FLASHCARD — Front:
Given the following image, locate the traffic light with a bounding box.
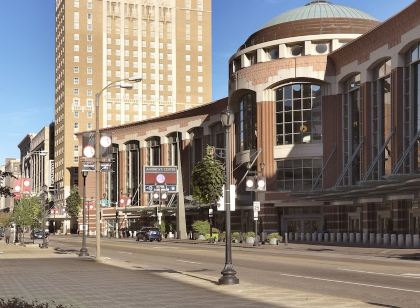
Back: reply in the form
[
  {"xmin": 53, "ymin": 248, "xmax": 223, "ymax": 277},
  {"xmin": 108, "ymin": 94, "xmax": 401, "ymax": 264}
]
[{"xmin": 245, "ymin": 176, "xmax": 266, "ymax": 191}]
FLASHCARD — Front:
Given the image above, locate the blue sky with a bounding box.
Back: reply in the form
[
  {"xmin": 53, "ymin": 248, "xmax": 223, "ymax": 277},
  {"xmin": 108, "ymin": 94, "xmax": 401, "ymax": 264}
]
[{"xmin": 0, "ymin": 0, "xmax": 414, "ymax": 163}]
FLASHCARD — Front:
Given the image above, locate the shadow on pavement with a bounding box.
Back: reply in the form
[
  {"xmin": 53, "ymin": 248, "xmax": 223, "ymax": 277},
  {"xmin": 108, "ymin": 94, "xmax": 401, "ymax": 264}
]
[
  {"xmin": 54, "ymin": 247, "xmax": 80, "ymax": 255},
  {"xmin": 367, "ymin": 302, "xmax": 401, "ymax": 308},
  {"xmin": 307, "ymin": 248, "xmax": 335, "ymax": 252},
  {"xmin": 390, "ymin": 253, "xmax": 420, "ymax": 260},
  {"xmin": 133, "ymin": 266, "xmax": 218, "ymax": 285}
]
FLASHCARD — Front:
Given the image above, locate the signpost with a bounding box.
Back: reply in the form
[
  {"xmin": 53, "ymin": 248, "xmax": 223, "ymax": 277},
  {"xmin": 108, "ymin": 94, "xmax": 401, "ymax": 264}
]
[{"xmin": 253, "ymin": 201, "xmax": 261, "ymax": 247}]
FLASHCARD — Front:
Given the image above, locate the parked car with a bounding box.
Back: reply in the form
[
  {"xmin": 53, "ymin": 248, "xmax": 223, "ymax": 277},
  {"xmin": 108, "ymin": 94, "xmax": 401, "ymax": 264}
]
[
  {"xmin": 136, "ymin": 227, "xmax": 162, "ymax": 242},
  {"xmin": 31, "ymin": 230, "xmax": 47, "ymax": 240},
  {"xmin": 0, "ymin": 229, "xmax": 4, "ymax": 239}
]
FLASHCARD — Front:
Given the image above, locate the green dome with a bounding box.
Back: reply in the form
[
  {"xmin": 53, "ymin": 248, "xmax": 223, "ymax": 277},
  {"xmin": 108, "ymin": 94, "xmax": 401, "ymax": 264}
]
[{"xmin": 263, "ymin": 0, "xmax": 378, "ymax": 29}]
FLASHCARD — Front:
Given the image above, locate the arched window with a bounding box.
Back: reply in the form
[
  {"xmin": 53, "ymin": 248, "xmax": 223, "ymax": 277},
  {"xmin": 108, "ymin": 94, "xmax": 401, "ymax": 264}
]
[
  {"xmin": 146, "ymin": 137, "xmax": 160, "ymax": 166},
  {"xmin": 403, "ymin": 43, "xmax": 420, "ymax": 173},
  {"xmin": 371, "ymin": 60, "xmax": 392, "ymax": 179},
  {"xmin": 343, "ymin": 74, "xmax": 361, "ymax": 185},
  {"xmin": 275, "ymin": 82, "xmax": 321, "ymax": 145},
  {"xmin": 235, "ymin": 93, "xmax": 257, "ymax": 152},
  {"xmin": 125, "ymin": 141, "xmax": 139, "ymax": 205},
  {"xmin": 168, "ymin": 132, "xmax": 182, "ymax": 166},
  {"xmin": 106, "ymin": 144, "xmax": 119, "ymax": 206}
]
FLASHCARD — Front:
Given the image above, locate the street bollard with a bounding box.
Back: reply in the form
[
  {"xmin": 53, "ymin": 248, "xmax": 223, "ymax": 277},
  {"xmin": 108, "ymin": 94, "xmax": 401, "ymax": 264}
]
[
  {"xmin": 376, "ymin": 234, "xmax": 382, "ymax": 246},
  {"xmin": 398, "ymin": 234, "xmax": 404, "ymax": 248},
  {"xmin": 390, "ymin": 234, "xmax": 397, "ymax": 247},
  {"xmin": 355, "ymin": 233, "xmax": 361, "ymax": 244},
  {"xmin": 336, "ymin": 233, "xmax": 342, "ymax": 243},
  {"xmin": 343, "ymin": 233, "xmax": 348, "ymax": 243},
  {"xmin": 413, "ymin": 234, "xmax": 420, "ymax": 248},
  {"xmin": 362, "ymin": 232, "xmax": 368, "ymax": 245},
  {"xmin": 330, "ymin": 232, "xmax": 335, "ymax": 242},
  {"xmin": 324, "ymin": 233, "xmax": 329, "ymax": 242},
  {"xmin": 405, "ymin": 234, "xmax": 412, "ymax": 248},
  {"xmin": 349, "ymin": 233, "xmax": 354, "ymax": 243},
  {"xmin": 369, "ymin": 233, "xmax": 375, "ymax": 246},
  {"xmin": 383, "ymin": 233, "xmax": 389, "ymax": 246}
]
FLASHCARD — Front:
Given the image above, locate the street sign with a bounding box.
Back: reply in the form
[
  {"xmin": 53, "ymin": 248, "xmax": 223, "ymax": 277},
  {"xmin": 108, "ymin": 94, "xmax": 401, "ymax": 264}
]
[
  {"xmin": 82, "ymin": 160, "xmax": 95, "ymax": 172},
  {"xmin": 253, "ymin": 210, "xmax": 259, "ymax": 220},
  {"xmin": 100, "ymin": 162, "xmax": 113, "ymax": 172},
  {"xmin": 143, "ymin": 166, "xmax": 177, "ymax": 192},
  {"xmin": 253, "ymin": 201, "xmax": 261, "ymax": 212},
  {"xmin": 216, "ymin": 185, "xmax": 236, "ymax": 211}
]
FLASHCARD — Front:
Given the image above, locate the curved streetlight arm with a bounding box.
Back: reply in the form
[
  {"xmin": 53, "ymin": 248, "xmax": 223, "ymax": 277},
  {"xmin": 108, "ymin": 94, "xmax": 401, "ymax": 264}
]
[{"xmin": 94, "ymin": 76, "xmax": 142, "ymax": 260}]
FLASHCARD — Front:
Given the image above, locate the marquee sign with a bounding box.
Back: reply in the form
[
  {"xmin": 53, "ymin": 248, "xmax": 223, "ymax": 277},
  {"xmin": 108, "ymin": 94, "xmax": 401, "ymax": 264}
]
[{"xmin": 143, "ymin": 166, "xmax": 177, "ymax": 193}]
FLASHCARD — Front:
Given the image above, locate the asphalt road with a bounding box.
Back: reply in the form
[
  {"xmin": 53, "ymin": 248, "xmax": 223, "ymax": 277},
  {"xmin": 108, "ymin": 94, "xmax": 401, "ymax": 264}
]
[{"xmin": 50, "ymin": 236, "xmax": 420, "ymax": 308}]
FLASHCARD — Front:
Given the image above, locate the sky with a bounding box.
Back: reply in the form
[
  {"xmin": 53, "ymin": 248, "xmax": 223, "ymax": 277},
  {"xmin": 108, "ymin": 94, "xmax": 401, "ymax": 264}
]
[{"xmin": 0, "ymin": 0, "xmax": 414, "ymax": 164}]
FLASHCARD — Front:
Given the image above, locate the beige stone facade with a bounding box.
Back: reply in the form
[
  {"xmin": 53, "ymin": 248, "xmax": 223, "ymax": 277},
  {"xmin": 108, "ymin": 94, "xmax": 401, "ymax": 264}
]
[{"xmin": 54, "ymin": 0, "xmax": 212, "ymax": 207}]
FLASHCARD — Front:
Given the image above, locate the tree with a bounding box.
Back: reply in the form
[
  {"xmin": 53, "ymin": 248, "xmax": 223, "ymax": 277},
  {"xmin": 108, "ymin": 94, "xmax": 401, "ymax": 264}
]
[
  {"xmin": 0, "ymin": 171, "xmax": 16, "ymax": 197},
  {"xmin": 192, "ymin": 146, "xmax": 226, "ymax": 205},
  {"xmin": 65, "ymin": 186, "xmax": 81, "ymax": 220},
  {"xmin": 0, "ymin": 212, "xmax": 12, "ymax": 227},
  {"xmin": 12, "ymin": 195, "xmax": 42, "ymax": 244}
]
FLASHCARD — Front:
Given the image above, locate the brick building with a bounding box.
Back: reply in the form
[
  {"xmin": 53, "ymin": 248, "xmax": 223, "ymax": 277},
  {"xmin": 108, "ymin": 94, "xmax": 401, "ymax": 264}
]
[{"xmin": 80, "ymin": 1, "xmax": 420, "ymax": 246}]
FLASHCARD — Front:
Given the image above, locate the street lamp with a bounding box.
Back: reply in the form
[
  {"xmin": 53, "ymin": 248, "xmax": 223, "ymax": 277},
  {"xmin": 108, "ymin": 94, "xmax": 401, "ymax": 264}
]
[
  {"xmin": 153, "ymin": 188, "xmax": 168, "ymax": 226},
  {"xmin": 218, "ymin": 107, "xmax": 239, "ymax": 285},
  {"xmin": 79, "ymin": 171, "xmax": 89, "ymax": 257},
  {"xmin": 209, "ymin": 207, "xmax": 214, "ymax": 243},
  {"xmin": 94, "ymin": 76, "xmax": 142, "ymax": 260},
  {"xmin": 245, "ymin": 175, "xmax": 266, "ymax": 246},
  {"xmin": 40, "ymin": 185, "xmax": 49, "ymax": 249}
]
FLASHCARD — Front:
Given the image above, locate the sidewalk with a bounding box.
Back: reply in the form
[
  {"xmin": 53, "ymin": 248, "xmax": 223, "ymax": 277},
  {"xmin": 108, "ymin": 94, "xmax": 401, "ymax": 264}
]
[{"xmin": 0, "ymin": 241, "xmax": 375, "ymax": 308}]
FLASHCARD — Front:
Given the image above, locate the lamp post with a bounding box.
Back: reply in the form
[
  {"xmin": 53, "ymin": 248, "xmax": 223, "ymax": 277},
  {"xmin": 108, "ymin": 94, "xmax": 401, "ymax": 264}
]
[
  {"xmin": 153, "ymin": 188, "xmax": 168, "ymax": 226},
  {"xmin": 209, "ymin": 207, "xmax": 214, "ymax": 243},
  {"xmin": 79, "ymin": 171, "xmax": 89, "ymax": 257},
  {"xmin": 94, "ymin": 76, "xmax": 142, "ymax": 260},
  {"xmin": 40, "ymin": 185, "xmax": 49, "ymax": 249},
  {"xmin": 219, "ymin": 108, "xmax": 239, "ymax": 285}
]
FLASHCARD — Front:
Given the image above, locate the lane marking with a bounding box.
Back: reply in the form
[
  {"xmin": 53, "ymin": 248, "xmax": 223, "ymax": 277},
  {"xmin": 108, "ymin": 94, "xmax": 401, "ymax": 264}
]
[
  {"xmin": 402, "ymin": 273, "xmax": 420, "ymax": 277},
  {"xmin": 338, "ymin": 268, "xmax": 420, "ymax": 279},
  {"xmin": 176, "ymin": 259, "xmax": 202, "ymax": 265},
  {"xmin": 118, "ymin": 252, "xmax": 133, "ymax": 255},
  {"xmin": 278, "ymin": 273, "xmax": 420, "ymax": 293}
]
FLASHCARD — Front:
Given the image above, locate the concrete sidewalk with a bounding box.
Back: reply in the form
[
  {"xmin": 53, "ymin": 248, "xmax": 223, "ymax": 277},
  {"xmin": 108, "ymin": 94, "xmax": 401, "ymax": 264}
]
[{"xmin": 0, "ymin": 242, "xmax": 375, "ymax": 308}]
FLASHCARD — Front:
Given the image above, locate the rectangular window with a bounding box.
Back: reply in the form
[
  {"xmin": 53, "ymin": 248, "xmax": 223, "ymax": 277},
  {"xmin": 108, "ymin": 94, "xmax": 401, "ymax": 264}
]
[
  {"xmin": 73, "ymin": 66, "xmax": 79, "ymax": 73},
  {"xmin": 73, "ymin": 77, "xmax": 79, "ymax": 85}
]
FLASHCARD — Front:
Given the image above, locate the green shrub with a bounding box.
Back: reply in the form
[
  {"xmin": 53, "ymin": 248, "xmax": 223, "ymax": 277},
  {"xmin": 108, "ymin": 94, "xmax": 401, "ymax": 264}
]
[
  {"xmin": 218, "ymin": 232, "xmax": 226, "ymax": 241},
  {"xmin": 267, "ymin": 232, "xmax": 282, "ymax": 241},
  {"xmin": 0, "ymin": 297, "xmax": 71, "ymax": 308},
  {"xmin": 245, "ymin": 231, "xmax": 255, "ymax": 238},
  {"xmin": 232, "ymin": 232, "xmax": 241, "ymax": 241},
  {"xmin": 192, "ymin": 220, "xmax": 210, "ymax": 235}
]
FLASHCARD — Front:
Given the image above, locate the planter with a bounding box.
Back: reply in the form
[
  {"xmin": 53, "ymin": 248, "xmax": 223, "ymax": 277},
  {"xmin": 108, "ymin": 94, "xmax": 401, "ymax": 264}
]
[
  {"xmin": 245, "ymin": 237, "xmax": 255, "ymax": 244},
  {"xmin": 269, "ymin": 238, "xmax": 278, "ymax": 245},
  {"xmin": 198, "ymin": 235, "xmax": 206, "ymax": 241},
  {"xmin": 232, "ymin": 239, "xmax": 239, "ymax": 243}
]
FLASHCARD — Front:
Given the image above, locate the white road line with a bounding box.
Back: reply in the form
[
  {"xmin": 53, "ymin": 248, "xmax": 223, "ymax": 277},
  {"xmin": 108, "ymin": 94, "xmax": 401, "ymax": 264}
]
[
  {"xmin": 279, "ymin": 273, "xmax": 420, "ymax": 293},
  {"xmin": 402, "ymin": 273, "xmax": 420, "ymax": 277},
  {"xmin": 176, "ymin": 259, "xmax": 202, "ymax": 265},
  {"xmin": 118, "ymin": 252, "xmax": 133, "ymax": 255},
  {"xmin": 338, "ymin": 268, "xmax": 420, "ymax": 279}
]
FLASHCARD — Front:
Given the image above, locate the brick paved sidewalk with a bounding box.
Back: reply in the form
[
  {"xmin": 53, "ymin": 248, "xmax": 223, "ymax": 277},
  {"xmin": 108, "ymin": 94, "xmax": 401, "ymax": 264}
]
[{"xmin": 0, "ymin": 242, "xmax": 374, "ymax": 308}]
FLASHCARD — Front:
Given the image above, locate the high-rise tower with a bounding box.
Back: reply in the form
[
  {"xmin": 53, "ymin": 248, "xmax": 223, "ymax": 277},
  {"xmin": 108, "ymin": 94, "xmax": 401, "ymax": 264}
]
[{"xmin": 54, "ymin": 0, "xmax": 212, "ymax": 206}]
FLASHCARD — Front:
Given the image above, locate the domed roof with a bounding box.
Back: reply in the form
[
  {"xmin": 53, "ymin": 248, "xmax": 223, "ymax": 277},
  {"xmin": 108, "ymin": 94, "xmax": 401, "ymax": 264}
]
[{"xmin": 263, "ymin": 0, "xmax": 377, "ymax": 29}]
